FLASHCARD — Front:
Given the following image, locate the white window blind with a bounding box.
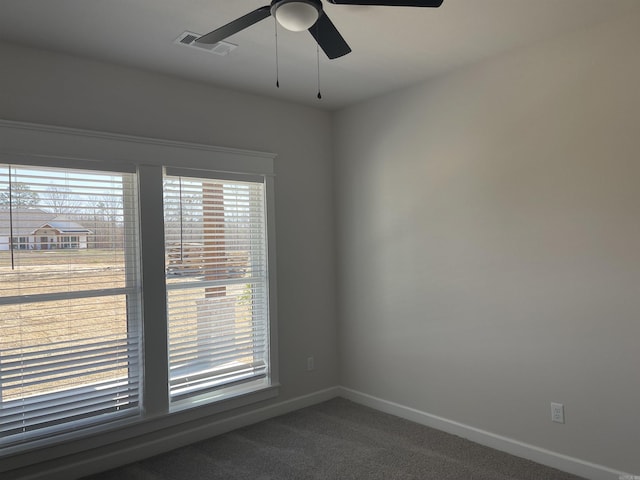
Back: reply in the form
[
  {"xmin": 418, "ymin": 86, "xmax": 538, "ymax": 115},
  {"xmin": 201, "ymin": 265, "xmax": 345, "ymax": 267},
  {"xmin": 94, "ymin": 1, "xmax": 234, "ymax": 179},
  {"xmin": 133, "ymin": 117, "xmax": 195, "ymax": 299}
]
[
  {"xmin": 163, "ymin": 171, "xmax": 269, "ymax": 404},
  {"xmin": 0, "ymin": 164, "xmax": 141, "ymax": 446}
]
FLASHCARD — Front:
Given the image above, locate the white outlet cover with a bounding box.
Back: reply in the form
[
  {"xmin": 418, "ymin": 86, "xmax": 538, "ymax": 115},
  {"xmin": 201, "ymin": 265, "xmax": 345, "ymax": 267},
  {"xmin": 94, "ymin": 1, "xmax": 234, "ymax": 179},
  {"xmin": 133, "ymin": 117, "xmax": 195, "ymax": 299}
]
[{"xmin": 551, "ymin": 402, "xmax": 565, "ymax": 423}]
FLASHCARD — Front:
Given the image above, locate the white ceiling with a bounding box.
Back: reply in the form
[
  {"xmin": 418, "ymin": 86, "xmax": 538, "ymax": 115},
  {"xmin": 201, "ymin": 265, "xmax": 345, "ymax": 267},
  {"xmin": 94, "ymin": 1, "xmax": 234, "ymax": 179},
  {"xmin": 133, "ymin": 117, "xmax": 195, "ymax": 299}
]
[{"xmin": 1, "ymin": 0, "xmax": 638, "ymax": 110}]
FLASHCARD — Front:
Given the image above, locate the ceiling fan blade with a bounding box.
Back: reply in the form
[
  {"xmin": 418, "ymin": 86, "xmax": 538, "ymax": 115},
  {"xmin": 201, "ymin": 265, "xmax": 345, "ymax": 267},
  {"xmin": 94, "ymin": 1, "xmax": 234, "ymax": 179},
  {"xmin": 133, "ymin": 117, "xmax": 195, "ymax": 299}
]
[
  {"xmin": 196, "ymin": 5, "xmax": 272, "ymax": 44},
  {"xmin": 309, "ymin": 12, "xmax": 352, "ymax": 59},
  {"xmin": 326, "ymin": 0, "xmax": 443, "ymax": 6}
]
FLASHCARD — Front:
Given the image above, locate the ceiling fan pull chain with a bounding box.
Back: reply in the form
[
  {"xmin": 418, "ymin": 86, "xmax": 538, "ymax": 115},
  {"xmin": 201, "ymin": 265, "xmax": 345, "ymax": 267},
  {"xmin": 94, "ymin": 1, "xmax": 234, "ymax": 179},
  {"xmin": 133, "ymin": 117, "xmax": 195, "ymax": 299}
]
[
  {"xmin": 316, "ymin": 24, "xmax": 322, "ymax": 99},
  {"xmin": 275, "ymin": 20, "xmax": 280, "ymax": 88}
]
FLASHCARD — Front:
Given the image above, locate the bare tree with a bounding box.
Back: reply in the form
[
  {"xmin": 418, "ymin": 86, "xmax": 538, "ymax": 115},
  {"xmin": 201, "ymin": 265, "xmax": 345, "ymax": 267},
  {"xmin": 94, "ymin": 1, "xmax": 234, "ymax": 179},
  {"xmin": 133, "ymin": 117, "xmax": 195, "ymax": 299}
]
[
  {"xmin": 0, "ymin": 182, "xmax": 39, "ymax": 207},
  {"xmin": 81, "ymin": 195, "xmax": 125, "ymax": 249},
  {"xmin": 43, "ymin": 186, "xmax": 83, "ymax": 214}
]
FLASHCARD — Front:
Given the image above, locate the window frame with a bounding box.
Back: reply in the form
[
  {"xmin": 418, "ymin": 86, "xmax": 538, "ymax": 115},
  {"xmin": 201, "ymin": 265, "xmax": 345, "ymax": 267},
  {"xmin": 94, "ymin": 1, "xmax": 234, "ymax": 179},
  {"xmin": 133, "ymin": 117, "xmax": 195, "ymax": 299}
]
[{"xmin": 0, "ymin": 120, "xmax": 279, "ymax": 468}]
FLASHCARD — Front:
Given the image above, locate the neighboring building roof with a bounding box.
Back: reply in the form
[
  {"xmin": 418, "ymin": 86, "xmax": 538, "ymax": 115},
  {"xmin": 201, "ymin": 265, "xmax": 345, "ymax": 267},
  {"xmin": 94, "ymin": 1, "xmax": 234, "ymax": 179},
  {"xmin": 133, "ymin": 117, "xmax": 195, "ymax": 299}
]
[
  {"xmin": 0, "ymin": 208, "xmax": 92, "ymax": 236},
  {"xmin": 40, "ymin": 220, "xmax": 92, "ymax": 234}
]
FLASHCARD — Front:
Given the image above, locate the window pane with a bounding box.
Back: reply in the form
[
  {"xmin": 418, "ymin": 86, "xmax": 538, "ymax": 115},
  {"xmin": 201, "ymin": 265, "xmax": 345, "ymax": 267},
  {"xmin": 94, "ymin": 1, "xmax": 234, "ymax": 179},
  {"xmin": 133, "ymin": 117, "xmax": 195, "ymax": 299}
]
[
  {"xmin": 163, "ymin": 174, "xmax": 269, "ymax": 405},
  {"xmin": 0, "ymin": 167, "xmax": 135, "ymax": 296},
  {"xmin": 0, "ymin": 164, "xmax": 141, "ymax": 447}
]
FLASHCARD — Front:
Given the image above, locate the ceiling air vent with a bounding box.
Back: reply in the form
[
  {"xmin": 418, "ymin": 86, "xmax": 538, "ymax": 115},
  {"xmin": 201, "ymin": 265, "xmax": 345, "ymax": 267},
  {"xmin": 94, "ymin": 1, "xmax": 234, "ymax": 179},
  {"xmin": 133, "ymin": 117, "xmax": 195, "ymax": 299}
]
[{"xmin": 174, "ymin": 31, "xmax": 237, "ymax": 56}]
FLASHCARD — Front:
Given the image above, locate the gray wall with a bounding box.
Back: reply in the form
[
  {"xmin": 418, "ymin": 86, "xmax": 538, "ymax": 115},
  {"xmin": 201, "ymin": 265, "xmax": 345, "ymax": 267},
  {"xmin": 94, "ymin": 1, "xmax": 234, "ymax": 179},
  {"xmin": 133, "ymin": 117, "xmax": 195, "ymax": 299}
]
[
  {"xmin": 333, "ymin": 9, "xmax": 640, "ymax": 475},
  {"xmin": 0, "ymin": 41, "xmax": 338, "ymax": 402}
]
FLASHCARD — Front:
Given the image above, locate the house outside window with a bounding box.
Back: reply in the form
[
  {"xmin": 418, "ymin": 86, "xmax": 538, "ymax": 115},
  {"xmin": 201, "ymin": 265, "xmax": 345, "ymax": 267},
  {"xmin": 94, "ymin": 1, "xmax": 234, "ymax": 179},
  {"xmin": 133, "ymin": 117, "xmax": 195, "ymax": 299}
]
[{"xmin": 1, "ymin": 209, "xmax": 92, "ymax": 251}]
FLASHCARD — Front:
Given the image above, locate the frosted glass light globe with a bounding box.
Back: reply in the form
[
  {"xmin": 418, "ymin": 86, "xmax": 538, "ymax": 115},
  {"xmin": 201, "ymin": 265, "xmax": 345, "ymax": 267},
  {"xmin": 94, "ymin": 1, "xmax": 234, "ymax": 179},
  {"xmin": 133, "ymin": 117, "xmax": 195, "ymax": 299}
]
[{"xmin": 274, "ymin": 1, "xmax": 320, "ymax": 32}]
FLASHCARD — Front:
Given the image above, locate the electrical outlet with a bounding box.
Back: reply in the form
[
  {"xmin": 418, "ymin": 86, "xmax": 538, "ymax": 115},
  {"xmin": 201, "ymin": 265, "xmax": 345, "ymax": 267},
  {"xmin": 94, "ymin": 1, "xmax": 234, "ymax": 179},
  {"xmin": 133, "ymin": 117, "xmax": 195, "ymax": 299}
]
[
  {"xmin": 307, "ymin": 356, "xmax": 315, "ymax": 371},
  {"xmin": 551, "ymin": 402, "xmax": 565, "ymax": 423}
]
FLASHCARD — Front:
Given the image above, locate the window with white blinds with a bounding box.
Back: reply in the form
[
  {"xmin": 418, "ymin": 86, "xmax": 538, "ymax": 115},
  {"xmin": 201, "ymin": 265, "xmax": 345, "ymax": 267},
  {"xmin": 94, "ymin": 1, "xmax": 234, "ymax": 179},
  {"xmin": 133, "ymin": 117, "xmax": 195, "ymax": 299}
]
[
  {"xmin": 163, "ymin": 171, "xmax": 269, "ymax": 404},
  {"xmin": 0, "ymin": 164, "xmax": 141, "ymax": 447}
]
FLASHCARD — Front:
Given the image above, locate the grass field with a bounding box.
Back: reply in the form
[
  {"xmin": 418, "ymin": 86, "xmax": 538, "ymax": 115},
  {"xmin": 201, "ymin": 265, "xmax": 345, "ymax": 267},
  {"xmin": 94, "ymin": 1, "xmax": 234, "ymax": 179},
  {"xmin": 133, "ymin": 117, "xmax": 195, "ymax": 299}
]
[
  {"xmin": 0, "ymin": 249, "xmax": 255, "ymax": 403},
  {"xmin": 0, "ymin": 249, "xmax": 130, "ymax": 401}
]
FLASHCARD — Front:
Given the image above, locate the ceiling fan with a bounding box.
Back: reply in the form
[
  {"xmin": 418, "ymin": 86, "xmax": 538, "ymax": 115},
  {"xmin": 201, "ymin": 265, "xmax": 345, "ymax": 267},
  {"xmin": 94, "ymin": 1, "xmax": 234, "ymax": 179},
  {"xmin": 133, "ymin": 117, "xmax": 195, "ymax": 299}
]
[{"xmin": 195, "ymin": 0, "xmax": 444, "ymax": 59}]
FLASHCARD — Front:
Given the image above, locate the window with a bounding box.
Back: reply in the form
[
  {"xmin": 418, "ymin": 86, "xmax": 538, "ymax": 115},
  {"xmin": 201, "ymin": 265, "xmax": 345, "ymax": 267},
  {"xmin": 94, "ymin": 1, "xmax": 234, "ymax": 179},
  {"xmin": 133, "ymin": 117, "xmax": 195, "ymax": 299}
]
[
  {"xmin": 0, "ymin": 164, "xmax": 141, "ymax": 447},
  {"xmin": 0, "ymin": 122, "xmax": 277, "ymax": 460},
  {"xmin": 163, "ymin": 171, "xmax": 269, "ymax": 406}
]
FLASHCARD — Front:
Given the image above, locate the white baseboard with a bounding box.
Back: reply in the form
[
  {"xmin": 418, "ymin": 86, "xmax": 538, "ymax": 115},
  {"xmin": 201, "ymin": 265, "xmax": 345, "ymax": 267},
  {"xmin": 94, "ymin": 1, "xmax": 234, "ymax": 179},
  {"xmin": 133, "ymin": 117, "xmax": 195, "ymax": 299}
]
[
  {"xmin": 15, "ymin": 386, "xmax": 340, "ymax": 480},
  {"xmin": 338, "ymin": 387, "xmax": 631, "ymax": 480}
]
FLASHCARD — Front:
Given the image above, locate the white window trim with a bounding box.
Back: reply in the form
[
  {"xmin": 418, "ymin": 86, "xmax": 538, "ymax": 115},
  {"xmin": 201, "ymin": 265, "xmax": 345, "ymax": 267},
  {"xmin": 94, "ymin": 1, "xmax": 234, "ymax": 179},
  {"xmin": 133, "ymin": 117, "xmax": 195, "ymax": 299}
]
[{"xmin": 0, "ymin": 119, "xmax": 279, "ymax": 471}]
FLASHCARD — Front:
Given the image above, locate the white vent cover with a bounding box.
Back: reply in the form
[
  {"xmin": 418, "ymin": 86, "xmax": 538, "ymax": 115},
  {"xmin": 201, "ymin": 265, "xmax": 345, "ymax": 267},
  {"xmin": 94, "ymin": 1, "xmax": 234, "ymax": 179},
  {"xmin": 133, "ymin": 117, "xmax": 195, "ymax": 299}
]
[{"xmin": 174, "ymin": 31, "xmax": 237, "ymax": 56}]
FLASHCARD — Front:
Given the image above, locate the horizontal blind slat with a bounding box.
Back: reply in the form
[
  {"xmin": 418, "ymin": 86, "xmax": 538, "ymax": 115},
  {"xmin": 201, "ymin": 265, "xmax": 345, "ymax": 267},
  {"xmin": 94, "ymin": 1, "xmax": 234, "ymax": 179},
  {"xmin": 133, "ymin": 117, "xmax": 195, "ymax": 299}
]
[{"xmin": 1, "ymin": 385, "xmax": 139, "ymax": 427}]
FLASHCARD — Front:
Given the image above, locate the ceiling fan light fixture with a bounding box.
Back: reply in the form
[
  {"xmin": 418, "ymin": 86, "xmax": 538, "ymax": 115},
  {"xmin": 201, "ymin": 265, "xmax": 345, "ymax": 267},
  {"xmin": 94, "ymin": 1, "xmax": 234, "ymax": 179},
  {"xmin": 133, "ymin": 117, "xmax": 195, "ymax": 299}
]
[{"xmin": 273, "ymin": 0, "xmax": 321, "ymax": 32}]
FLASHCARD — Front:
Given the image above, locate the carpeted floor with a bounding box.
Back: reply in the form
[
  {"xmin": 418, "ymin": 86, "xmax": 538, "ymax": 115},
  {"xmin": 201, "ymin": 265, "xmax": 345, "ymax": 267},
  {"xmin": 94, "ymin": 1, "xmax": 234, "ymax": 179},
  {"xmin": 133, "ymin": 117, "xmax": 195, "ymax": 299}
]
[{"xmin": 82, "ymin": 397, "xmax": 586, "ymax": 480}]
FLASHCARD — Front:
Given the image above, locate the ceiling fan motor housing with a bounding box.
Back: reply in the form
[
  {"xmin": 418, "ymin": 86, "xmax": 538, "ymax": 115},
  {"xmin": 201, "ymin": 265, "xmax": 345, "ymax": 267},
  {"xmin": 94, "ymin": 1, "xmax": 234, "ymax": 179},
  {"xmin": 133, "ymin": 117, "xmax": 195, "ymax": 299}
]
[{"xmin": 271, "ymin": 0, "xmax": 323, "ymax": 31}]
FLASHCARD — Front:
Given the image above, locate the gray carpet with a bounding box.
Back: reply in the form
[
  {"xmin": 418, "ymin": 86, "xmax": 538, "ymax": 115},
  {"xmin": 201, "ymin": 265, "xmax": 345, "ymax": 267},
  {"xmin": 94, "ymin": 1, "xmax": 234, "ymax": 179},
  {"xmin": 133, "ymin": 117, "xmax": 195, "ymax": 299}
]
[{"xmin": 82, "ymin": 398, "xmax": 586, "ymax": 480}]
